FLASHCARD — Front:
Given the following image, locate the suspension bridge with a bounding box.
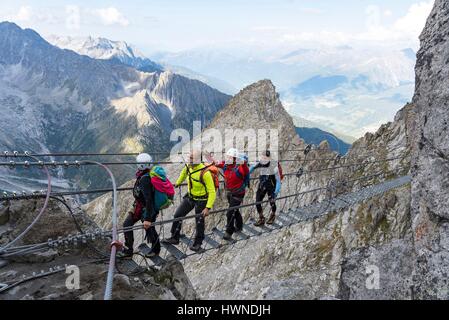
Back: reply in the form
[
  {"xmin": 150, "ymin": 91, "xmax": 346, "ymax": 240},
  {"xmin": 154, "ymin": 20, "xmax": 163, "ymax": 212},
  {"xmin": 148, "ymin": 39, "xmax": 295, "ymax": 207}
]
[{"xmin": 0, "ymin": 146, "xmax": 411, "ymax": 299}]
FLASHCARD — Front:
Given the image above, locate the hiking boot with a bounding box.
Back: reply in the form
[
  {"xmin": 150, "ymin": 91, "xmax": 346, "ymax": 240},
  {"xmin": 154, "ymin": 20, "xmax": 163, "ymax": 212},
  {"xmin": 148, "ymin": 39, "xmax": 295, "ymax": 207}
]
[
  {"xmin": 163, "ymin": 237, "xmax": 179, "ymax": 245},
  {"xmin": 223, "ymin": 232, "xmax": 233, "ymax": 241},
  {"xmin": 254, "ymin": 217, "xmax": 265, "ymax": 227},
  {"xmin": 118, "ymin": 247, "xmax": 133, "ymax": 258},
  {"xmin": 267, "ymin": 213, "xmax": 276, "ymax": 225},
  {"xmin": 189, "ymin": 243, "xmax": 204, "ymax": 252},
  {"xmin": 145, "ymin": 248, "xmax": 160, "ymax": 258}
]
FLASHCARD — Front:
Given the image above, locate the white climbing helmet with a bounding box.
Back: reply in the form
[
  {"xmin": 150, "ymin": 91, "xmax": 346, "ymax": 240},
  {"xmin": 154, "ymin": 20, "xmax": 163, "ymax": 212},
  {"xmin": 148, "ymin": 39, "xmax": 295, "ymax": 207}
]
[
  {"xmin": 136, "ymin": 153, "xmax": 153, "ymax": 171},
  {"xmin": 226, "ymin": 148, "xmax": 239, "ymax": 158}
]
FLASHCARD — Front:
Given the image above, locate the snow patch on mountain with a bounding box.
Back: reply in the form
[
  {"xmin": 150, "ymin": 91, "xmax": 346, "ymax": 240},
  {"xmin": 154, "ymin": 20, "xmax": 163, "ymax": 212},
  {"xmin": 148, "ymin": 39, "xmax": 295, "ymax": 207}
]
[
  {"xmin": 47, "ymin": 35, "xmax": 145, "ymax": 60},
  {"xmin": 47, "ymin": 35, "xmax": 162, "ymax": 72}
]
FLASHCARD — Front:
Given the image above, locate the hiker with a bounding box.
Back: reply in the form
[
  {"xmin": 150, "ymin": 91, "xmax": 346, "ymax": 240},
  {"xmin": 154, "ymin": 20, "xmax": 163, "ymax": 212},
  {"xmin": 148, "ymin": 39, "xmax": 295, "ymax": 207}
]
[
  {"xmin": 122, "ymin": 153, "xmax": 174, "ymax": 257},
  {"xmin": 163, "ymin": 150, "xmax": 217, "ymax": 252},
  {"xmin": 249, "ymin": 150, "xmax": 282, "ymax": 226},
  {"xmin": 207, "ymin": 148, "xmax": 249, "ymax": 240}
]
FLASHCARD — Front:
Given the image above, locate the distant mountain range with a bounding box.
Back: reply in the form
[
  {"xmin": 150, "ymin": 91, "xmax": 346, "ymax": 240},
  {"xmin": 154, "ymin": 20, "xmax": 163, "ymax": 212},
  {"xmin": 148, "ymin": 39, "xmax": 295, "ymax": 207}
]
[
  {"xmin": 47, "ymin": 35, "xmax": 237, "ymax": 95},
  {"xmin": 0, "ymin": 22, "xmax": 230, "ymax": 193},
  {"xmin": 149, "ymin": 46, "xmax": 416, "ymax": 138},
  {"xmin": 295, "ymin": 127, "xmax": 351, "ymax": 155},
  {"xmin": 291, "ymin": 115, "xmax": 356, "ymax": 144},
  {"xmin": 48, "ymin": 35, "xmax": 416, "ymax": 139},
  {"xmin": 47, "ymin": 35, "xmax": 163, "ymax": 73}
]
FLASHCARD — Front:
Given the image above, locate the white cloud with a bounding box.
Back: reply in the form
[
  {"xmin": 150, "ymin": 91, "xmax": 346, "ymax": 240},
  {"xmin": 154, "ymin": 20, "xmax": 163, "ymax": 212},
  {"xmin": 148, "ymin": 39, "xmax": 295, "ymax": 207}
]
[
  {"xmin": 15, "ymin": 6, "xmax": 33, "ymax": 22},
  {"xmin": 2, "ymin": 5, "xmax": 34, "ymax": 22},
  {"xmin": 280, "ymin": 30, "xmax": 350, "ymax": 47},
  {"xmin": 2, "ymin": 5, "xmax": 61, "ymax": 25},
  {"xmin": 312, "ymin": 98, "xmax": 341, "ymax": 109},
  {"xmin": 275, "ymin": 1, "xmax": 434, "ymax": 49},
  {"xmin": 65, "ymin": 5, "xmax": 80, "ymax": 30},
  {"xmin": 94, "ymin": 7, "xmax": 129, "ymax": 27},
  {"xmin": 355, "ymin": 1, "xmax": 434, "ymax": 48},
  {"xmin": 394, "ymin": 1, "xmax": 434, "ymax": 37}
]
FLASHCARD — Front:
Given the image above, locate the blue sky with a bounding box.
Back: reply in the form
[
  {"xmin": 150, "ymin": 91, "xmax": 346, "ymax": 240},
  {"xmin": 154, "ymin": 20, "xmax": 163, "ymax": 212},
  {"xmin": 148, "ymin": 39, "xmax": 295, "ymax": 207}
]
[{"xmin": 0, "ymin": 0, "xmax": 434, "ymax": 52}]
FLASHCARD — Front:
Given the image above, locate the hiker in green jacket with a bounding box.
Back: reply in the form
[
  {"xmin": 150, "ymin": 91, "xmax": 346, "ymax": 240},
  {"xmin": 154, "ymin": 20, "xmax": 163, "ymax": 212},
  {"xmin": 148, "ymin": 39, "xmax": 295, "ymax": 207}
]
[{"xmin": 163, "ymin": 150, "xmax": 217, "ymax": 252}]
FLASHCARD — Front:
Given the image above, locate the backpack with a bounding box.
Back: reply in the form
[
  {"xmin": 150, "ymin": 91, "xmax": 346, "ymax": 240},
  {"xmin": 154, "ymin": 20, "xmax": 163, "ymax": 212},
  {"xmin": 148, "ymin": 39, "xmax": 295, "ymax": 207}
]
[
  {"xmin": 223, "ymin": 164, "xmax": 250, "ymax": 191},
  {"xmin": 186, "ymin": 163, "xmax": 220, "ymax": 194},
  {"xmin": 202, "ymin": 163, "xmax": 220, "ymax": 190},
  {"xmin": 147, "ymin": 166, "xmax": 175, "ymax": 211}
]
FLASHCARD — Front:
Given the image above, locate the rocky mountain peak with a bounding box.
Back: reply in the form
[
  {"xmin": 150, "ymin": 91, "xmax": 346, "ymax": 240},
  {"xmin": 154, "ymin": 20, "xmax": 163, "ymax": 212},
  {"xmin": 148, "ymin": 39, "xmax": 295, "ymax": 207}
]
[
  {"xmin": 209, "ymin": 79, "xmax": 302, "ymax": 161},
  {"xmin": 408, "ymin": 0, "xmax": 449, "ymax": 299}
]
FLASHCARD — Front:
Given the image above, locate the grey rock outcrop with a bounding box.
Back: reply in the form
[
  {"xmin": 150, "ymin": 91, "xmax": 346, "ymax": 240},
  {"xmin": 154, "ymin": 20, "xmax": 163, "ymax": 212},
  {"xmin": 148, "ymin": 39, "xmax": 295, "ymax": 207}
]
[
  {"xmin": 0, "ymin": 199, "xmax": 196, "ymax": 300},
  {"xmin": 409, "ymin": 0, "xmax": 449, "ymax": 300}
]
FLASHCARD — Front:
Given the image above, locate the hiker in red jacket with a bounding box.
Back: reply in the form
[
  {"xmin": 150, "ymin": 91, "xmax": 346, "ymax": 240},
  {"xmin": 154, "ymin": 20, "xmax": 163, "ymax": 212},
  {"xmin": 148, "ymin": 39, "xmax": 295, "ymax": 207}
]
[{"xmin": 207, "ymin": 148, "xmax": 249, "ymax": 240}]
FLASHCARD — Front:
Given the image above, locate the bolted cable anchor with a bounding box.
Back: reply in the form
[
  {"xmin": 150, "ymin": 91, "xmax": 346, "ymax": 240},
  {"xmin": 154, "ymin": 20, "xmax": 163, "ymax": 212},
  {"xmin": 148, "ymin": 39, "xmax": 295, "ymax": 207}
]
[
  {"xmin": 327, "ymin": 179, "xmax": 337, "ymax": 193},
  {"xmin": 24, "ymin": 161, "xmax": 30, "ymax": 168},
  {"xmin": 296, "ymin": 167, "xmax": 304, "ymax": 178},
  {"xmin": 334, "ymin": 154, "xmax": 342, "ymax": 165},
  {"xmin": 13, "ymin": 151, "xmax": 18, "ymax": 157},
  {"xmin": 8, "ymin": 161, "xmax": 15, "ymax": 169},
  {"xmin": 24, "ymin": 151, "xmax": 30, "ymax": 156},
  {"xmin": 63, "ymin": 161, "xmax": 69, "ymax": 168},
  {"xmin": 3, "ymin": 151, "xmax": 8, "ymax": 158},
  {"xmin": 304, "ymin": 145, "xmax": 312, "ymax": 155},
  {"xmin": 74, "ymin": 160, "xmax": 81, "ymax": 168}
]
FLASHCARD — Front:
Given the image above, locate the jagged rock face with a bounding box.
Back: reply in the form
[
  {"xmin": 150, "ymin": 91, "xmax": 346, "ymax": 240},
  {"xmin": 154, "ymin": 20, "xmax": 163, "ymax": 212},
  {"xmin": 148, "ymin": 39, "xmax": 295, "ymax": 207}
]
[
  {"xmin": 84, "ymin": 79, "xmax": 314, "ymax": 235},
  {"xmin": 83, "ymin": 0, "xmax": 449, "ymax": 299},
  {"xmin": 0, "ymin": 22, "xmax": 230, "ymax": 192},
  {"xmin": 409, "ymin": 0, "xmax": 449, "ymax": 300},
  {"xmin": 336, "ymin": 0, "xmax": 449, "ymax": 300},
  {"xmin": 0, "ymin": 199, "xmax": 196, "ymax": 300},
  {"xmin": 182, "ymin": 97, "xmax": 412, "ymax": 299},
  {"xmin": 84, "ymin": 79, "xmax": 412, "ymax": 299},
  {"xmin": 339, "ymin": 238, "xmax": 415, "ymax": 300}
]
